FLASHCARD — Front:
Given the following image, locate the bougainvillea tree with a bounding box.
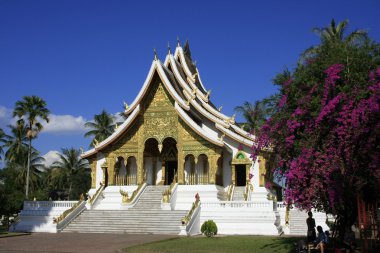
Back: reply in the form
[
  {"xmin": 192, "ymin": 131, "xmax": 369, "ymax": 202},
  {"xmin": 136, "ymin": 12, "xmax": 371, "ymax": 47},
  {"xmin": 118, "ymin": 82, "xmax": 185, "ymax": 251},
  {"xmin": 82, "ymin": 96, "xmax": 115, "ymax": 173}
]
[{"xmin": 252, "ymin": 20, "xmax": 380, "ymax": 236}]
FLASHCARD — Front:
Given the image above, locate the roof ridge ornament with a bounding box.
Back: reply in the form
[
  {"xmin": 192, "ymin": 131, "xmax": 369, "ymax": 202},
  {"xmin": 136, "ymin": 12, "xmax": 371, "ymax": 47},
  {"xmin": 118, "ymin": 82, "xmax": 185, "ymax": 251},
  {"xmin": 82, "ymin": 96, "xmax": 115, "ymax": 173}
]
[
  {"xmin": 218, "ymin": 106, "xmax": 223, "ymax": 112},
  {"xmin": 205, "ymin": 90, "xmax": 212, "ymax": 100},
  {"xmin": 192, "ymin": 87, "xmax": 197, "ymax": 95},
  {"xmin": 177, "ymin": 36, "xmax": 180, "ymax": 47},
  {"xmin": 219, "ymin": 133, "xmax": 226, "ymax": 141},
  {"xmin": 123, "ymin": 101, "xmax": 129, "ymax": 110},
  {"xmin": 167, "ymin": 42, "xmax": 171, "ymax": 54},
  {"xmin": 154, "ymin": 48, "xmax": 158, "ymax": 60}
]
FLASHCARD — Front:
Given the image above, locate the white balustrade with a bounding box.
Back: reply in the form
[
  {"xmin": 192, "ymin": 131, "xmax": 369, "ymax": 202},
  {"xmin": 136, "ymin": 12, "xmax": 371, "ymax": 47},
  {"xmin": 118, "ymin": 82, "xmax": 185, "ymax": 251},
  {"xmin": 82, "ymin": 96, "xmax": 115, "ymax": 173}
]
[
  {"xmin": 23, "ymin": 201, "xmax": 78, "ymax": 210},
  {"xmin": 201, "ymin": 201, "xmax": 271, "ymax": 209}
]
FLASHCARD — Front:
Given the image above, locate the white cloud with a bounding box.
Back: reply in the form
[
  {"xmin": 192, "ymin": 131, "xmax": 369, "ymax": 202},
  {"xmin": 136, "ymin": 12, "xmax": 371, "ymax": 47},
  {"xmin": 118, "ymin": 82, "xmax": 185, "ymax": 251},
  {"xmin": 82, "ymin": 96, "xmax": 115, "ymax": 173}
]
[
  {"xmin": 0, "ymin": 105, "xmax": 12, "ymax": 129},
  {"xmin": 42, "ymin": 114, "xmax": 87, "ymax": 134},
  {"xmin": 42, "ymin": 150, "xmax": 61, "ymax": 167},
  {"xmin": 113, "ymin": 112, "xmax": 126, "ymax": 124}
]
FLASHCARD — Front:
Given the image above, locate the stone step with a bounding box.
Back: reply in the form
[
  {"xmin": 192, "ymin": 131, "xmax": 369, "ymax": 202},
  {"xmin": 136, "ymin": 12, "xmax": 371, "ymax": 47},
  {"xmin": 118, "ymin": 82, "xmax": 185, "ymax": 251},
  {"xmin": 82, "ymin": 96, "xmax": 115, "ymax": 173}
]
[{"xmin": 63, "ymin": 186, "xmax": 187, "ymax": 234}]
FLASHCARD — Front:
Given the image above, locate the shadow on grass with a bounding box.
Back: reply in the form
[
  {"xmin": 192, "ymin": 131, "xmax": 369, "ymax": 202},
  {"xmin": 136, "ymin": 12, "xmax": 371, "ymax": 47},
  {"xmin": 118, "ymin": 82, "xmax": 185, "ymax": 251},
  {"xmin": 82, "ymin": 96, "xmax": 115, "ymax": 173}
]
[{"xmin": 259, "ymin": 236, "xmax": 302, "ymax": 253}]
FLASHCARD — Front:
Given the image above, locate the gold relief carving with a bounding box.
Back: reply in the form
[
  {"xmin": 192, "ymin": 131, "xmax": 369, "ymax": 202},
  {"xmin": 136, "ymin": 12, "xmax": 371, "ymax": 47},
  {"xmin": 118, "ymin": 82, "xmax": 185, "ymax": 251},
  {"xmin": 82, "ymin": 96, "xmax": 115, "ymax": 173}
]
[
  {"xmin": 144, "ymin": 116, "xmax": 178, "ymax": 142},
  {"xmin": 90, "ymin": 159, "xmax": 96, "ymax": 188},
  {"xmin": 145, "ymin": 83, "xmax": 173, "ymax": 112}
]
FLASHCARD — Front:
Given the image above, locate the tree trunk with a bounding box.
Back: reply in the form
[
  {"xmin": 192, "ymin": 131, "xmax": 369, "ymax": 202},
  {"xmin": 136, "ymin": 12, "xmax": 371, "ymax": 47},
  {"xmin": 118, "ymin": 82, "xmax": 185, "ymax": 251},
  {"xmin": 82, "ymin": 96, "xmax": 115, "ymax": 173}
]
[
  {"xmin": 68, "ymin": 182, "xmax": 72, "ymax": 200},
  {"xmin": 25, "ymin": 138, "xmax": 32, "ymax": 199}
]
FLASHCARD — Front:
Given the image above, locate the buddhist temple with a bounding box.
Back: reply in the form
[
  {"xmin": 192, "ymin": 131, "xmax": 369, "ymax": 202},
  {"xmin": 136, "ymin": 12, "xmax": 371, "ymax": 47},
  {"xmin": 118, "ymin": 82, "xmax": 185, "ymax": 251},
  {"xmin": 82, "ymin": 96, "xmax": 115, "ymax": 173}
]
[{"xmin": 13, "ymin": 41, "xmax": 331, "ymax": 235}]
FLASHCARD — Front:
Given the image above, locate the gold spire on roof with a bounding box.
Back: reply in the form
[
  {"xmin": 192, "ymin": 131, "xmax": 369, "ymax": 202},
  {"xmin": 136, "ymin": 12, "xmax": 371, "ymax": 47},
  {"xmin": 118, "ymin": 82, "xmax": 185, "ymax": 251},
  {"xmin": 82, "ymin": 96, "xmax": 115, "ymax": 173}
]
[
  {"xmin": 123, "ymin": 101, "xmax": 129, "ymax": 110},
  {"xmin": 177, "ymin": 36, "xmax": 180, "ymax": 47},
  {"xmin": 154, "ymin": 48, "xmax": 157, "ymax": 60},
  {"xmin": 167, "ymin": 41, "xmax": 171, "ymax": 54}
]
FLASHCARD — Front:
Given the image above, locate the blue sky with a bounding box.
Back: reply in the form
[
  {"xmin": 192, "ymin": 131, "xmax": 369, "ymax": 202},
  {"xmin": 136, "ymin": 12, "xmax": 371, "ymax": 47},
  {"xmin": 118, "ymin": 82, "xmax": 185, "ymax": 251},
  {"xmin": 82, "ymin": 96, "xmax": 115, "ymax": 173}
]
[{"xmin": 1, "ymin": 0, "xmax": 380, "ymax": 159}]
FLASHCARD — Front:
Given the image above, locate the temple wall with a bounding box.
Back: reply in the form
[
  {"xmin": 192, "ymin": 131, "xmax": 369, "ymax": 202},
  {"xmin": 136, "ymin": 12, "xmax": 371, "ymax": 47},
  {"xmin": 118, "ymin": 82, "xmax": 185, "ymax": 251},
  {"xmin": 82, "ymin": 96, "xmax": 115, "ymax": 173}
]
[{"xmin": 96, "ymin": 153, "xmax": 105, "ymax": 187}]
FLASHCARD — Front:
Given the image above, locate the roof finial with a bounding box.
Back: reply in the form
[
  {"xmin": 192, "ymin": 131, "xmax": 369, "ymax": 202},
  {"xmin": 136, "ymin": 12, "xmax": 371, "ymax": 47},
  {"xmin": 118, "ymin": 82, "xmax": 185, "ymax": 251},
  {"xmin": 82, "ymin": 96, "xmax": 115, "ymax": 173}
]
[
  {"xmin": 167, "ymin": 41, "xmax": 171, "ymax": 54},
  {"xmin": 154, "ymin": 48, "xmax": 157, "ymax": 60},
  {"xmin": 177, "ymin": 35, "xmax": 180, "ymax": 47}
]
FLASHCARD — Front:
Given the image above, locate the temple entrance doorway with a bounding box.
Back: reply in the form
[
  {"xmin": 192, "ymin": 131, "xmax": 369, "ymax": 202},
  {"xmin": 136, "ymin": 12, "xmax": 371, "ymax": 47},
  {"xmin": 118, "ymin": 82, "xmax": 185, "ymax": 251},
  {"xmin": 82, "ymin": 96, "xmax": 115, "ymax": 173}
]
[
  {"xmin": 144, "ymin": 138, "xmax": 160, "ymax": 185},
  {"xmin": 236, "ymin": 164, "xmax": 246, "ymax": 186},
  {"xmin": 166, "ymin": 161, "xmax": 178, "ymax": 185},
  {"xmin": 161, "ymin": 137, "xmax": 178, "ymax": 185}
]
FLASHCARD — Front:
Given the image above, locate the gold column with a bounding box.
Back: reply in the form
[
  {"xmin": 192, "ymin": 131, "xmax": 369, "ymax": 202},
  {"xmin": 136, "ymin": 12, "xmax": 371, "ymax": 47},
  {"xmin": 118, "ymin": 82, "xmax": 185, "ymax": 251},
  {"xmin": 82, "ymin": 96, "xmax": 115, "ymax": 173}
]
[
  {"xmin": 90, "ymin": 159, "xmax": 96, "ymax": 188},
  {"xmin": 209, "ymin": 153, "xmax": 221, "ymax": 185},
  {"xmin": 178, "ymin": 149, "xmax": 184, "ymax": 184},
  {"xmin": 108, "ymin": 155, "xmax": 115, "ymax": 186},
  {"xmin": 259, "ymin": 155, "xmax": 266, "ymax": 187},
  {"xmin": 231, "ymin": 164, "xmax": 236, "ymax": 185},
  {"xmin": 137, "ymin": 149, "xmax": 144, "ymax": 184},
  {"xmin": 246, "ymin": 164, "xmax": 250, "ymax": 183}
]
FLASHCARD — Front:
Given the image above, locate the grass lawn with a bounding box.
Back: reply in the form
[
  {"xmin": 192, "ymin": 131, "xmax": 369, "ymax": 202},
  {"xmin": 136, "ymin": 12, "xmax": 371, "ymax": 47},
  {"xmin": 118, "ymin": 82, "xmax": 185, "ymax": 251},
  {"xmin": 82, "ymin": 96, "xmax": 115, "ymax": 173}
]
[
  {"xmin": 123, "ymin": 236, "xmax": 301, "ymax": 253},
  {"xmin": 0, "ymin": 232, "xmax": 30, "ymax": 238}
]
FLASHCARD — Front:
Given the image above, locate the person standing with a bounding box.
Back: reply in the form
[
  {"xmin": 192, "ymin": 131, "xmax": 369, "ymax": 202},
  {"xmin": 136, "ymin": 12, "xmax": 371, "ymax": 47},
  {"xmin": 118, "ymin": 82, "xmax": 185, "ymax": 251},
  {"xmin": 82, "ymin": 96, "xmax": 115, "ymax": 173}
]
[{"xmin": 306, "ymin": 211, "xmax": 316, "ymax": 242}]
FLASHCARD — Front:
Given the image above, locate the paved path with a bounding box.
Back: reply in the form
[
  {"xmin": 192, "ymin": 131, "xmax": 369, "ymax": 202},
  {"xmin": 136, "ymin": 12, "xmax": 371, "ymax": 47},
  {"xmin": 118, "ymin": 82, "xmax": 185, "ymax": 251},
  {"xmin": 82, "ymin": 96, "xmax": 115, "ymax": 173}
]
[{"xmin": 0, "ymin": 233, "xmax": 176, "ymax": 253}]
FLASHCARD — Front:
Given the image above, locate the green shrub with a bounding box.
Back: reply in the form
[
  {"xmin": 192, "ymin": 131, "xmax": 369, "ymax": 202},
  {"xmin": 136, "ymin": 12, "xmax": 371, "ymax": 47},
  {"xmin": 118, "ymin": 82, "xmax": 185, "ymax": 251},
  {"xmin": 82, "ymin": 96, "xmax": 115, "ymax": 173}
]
[{"xmin": 201, "ymin": 220, "xmax": 218, "ymax": 237}]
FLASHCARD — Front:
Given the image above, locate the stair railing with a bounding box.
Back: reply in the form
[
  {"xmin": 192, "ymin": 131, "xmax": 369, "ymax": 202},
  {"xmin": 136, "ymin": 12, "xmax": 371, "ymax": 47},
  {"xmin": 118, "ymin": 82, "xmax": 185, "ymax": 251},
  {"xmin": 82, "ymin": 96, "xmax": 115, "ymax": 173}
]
[
  {"xmin": 87, "ymin": 184, "xmax": 105, "ymax": 209},
  {"xmin": 55, "ymin": 198, "xmax": 87, "ymax": 232},
  {"xmin": 120, "ymin": 182, "xmax": 147, "ymax": 208},
  {"xmin": 244, "ymin": 181, "xmax": 254, "ymax": 201},
  {"xmin": 162, "ymin": 172, "xmax": 177, "ymax": 203},
  {"xmin": 227, "ymin": 184, "xmax": 234, "ymax": 201},
  {"xmin": 180, "ymin": 194, "xmax": 201, "ymax": 236}
]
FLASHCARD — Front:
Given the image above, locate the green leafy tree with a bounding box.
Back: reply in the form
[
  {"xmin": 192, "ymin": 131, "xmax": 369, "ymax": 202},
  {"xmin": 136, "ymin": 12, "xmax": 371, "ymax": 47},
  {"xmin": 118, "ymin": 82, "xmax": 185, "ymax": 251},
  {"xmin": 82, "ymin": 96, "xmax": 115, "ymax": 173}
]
[
  {"xmin": 3, "ymin": 122, "xmax": 29, "ymax": 162},
  {"xmin": 235, "ymin": 101, "xmax": 266, "ymax": 134},
  {"xmin": 302, "ymin": 19, "xmax": 368, "ymax": 61},
  {"xmin": 253, "ymin": 20, "xmax": 380, "ymax": 239},
  {"xmin": 0, "ymin": 167, "xmax": 24, "ymax": 228},
  {"xmin": 51, "ymin": 148, "xmax": 90, "ymax": 200},
  {"xmin": 6, "ymin": 149, "xmax": 45, "ymax": 194},
  {"xmin": 13, "ymin": 96, "xmax": 50, "ymax": 199},
  {"xmin": 0, "ymin": 128, "xmax": 6, "ymax": 160},
  {"xmin": 85, "ymin": 110, "xmax": 116, "ymax": 147}
]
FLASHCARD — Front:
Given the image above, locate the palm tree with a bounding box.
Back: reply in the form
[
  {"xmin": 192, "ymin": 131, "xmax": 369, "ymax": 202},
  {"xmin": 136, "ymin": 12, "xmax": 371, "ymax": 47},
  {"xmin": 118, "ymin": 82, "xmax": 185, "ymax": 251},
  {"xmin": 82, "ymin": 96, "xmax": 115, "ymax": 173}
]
[
  {"xmin": 85, "ymin": 110, "xmax": 115, "ymax": 147},
  {"xmin": 0, "ymin": 128, "xmax": 6, "ymax": 160},
  {"xmin": 51, "ymin": 148, "xmax": 90, "ymax": 200},
  {"xmin": 302, "ymin": 19, "xmax": 368, "ymax": 60},
  {"xmin": 6, "ymin": 149, "xmax": 45, "ymax": 193},
  {"xmin": 13, "ymin": 96, "xmax": 50, "ymax": 199},
  {"xmin": 3, "ymin": 122, "xmax": 29, "ymax": 163},
  {"xmin": 234, "ymin": 101, "xmax": 267, "ymax": 135}
]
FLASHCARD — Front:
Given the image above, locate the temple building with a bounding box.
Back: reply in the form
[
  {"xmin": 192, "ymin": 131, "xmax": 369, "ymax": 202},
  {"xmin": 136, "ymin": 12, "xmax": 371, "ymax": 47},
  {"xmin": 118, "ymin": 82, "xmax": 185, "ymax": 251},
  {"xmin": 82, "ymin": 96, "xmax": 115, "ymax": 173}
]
[
  {"xmin": 81, "ymin": 41, "xmax": 268, "ymax": 192},
  {"xmin": 16, "ymin": 41, "xmax": 320, "ymax": 236}
]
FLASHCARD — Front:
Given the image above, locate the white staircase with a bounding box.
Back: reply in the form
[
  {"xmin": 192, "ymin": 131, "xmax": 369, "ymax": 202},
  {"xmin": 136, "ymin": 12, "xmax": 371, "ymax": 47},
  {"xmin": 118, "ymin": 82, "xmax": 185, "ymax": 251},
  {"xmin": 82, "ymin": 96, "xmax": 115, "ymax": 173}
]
[
  {"xmin": 62, "ymin": 186, "xmax": 187, "ymax": 234},
  {"xmin": 289, "ymin": 209, "xmax": 329, "ymax": 235},
  {"xmin": 232, "ymin": 186, "xmax": 245, "ymax": 201}
]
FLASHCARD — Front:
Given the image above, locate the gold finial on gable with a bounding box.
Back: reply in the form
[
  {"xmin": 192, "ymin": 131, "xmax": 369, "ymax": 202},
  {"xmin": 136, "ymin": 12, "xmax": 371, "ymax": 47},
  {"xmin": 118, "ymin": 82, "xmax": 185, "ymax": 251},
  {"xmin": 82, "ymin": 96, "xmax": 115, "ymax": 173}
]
[
  {"xmin": 123, "ymin": 101, "xmax": 129, "ymax": 110},
  {"xmin": 167, "ymin": 41, "xmax": 171, "ymax": 54},
  {"xmin": 154, "ymin": 48, "xmax": 158, "ymax": 60},
  {"xmin": 205, "ymin": 90, "xmax": 212, "ymax": 100}
]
